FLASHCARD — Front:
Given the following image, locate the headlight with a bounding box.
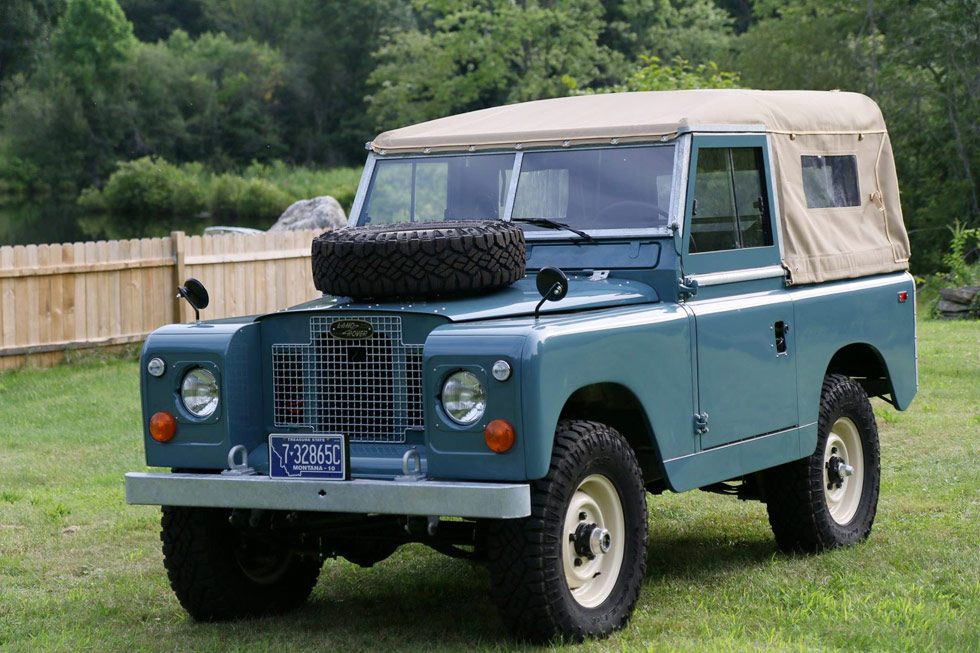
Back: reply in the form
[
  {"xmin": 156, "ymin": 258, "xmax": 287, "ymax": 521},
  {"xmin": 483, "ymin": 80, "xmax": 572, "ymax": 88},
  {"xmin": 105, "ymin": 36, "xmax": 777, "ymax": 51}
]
[
  {"xmin": 441, "ymin": 371, "xmax": 486, "ymax": 425},
  {"xmin": 180, "ymin": 368, "xmax": 219, "ymax": 418}
]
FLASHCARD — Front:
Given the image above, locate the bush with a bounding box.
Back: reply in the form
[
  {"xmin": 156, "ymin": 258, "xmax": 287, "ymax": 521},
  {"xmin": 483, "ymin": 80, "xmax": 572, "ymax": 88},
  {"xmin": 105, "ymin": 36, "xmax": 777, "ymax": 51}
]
[
  {"xmin": 79, "ymin": 157, "xmax": 361, "ymax": 222},
  {"xmin": 101, "ymin": 156, "xmax": 185, "ymax": 216}
]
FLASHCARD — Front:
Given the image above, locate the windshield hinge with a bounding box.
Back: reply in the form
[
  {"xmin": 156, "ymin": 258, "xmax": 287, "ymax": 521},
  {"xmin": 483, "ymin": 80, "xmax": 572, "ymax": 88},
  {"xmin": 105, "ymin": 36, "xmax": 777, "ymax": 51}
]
[
  {"xmin": 694, "ymin": 412, "xmax": 709, "ymax": 435},
  {"xmin": 678, "ymin": 276, "xmax": 699, "ymax": 299}
]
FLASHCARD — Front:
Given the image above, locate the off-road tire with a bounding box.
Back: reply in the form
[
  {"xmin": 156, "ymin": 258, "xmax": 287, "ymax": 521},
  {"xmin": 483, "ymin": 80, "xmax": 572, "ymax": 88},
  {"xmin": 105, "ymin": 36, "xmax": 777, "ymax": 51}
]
[
  {"xmin": 486, "ymin": 420, "xmax": 647, "ymax": 643},
  {"xmin": 762, "ymin": 374, "xmax": 881, "ymax": 552},
  {"xmin": 311, "ymin": 220, "xmax": 526, "ymax": 299},
  {"xmin": 161, "ymin": 506, "xmax": 322, "ymax": 620}
]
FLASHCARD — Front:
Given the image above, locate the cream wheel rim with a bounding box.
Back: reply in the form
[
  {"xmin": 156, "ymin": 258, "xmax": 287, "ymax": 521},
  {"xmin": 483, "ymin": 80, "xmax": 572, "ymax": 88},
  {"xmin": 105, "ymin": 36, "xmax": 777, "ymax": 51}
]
[
  {"xmin": 561, "ymin": 474, "xmax": 625, "ymax": 608},
  {"xmin": 823, "ymin": 417, "xmax": 865, "ymax": 525}
]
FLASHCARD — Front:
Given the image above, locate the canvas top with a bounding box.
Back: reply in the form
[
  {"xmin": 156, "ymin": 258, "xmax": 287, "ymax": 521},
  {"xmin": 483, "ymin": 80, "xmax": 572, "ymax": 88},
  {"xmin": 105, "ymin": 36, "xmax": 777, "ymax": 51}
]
[{"xmin": 369, "ymin": 90, "xmax": 887, "ymax": 154}]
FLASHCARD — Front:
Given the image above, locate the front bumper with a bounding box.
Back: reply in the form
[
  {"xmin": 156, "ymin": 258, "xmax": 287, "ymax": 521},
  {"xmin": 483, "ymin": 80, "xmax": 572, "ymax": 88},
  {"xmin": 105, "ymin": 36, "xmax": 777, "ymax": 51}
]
[{"xmin": 124, "ymin": 472, "xmax": 531, "ymax": 519}]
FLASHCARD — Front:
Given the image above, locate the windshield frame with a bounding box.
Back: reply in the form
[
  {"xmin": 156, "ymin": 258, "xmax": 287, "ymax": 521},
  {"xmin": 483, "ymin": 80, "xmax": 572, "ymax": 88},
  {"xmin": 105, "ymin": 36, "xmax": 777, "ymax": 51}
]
[{"xmin": 350, "ymin": 137, "xmax": 688, "ymax": 239}]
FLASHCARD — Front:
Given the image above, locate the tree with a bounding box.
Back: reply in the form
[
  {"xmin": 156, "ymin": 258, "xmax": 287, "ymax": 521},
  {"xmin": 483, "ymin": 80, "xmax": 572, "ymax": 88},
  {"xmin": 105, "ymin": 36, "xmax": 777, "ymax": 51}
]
[
  {"xmin": 118, "ymin": 0, "xmax": 209, "ymax": 42},
  {"xmin": 571, "ymin": 55, "xmax": 741, "ymax": 93},
  {"xmin": 736, "ymin": 0, "xmax": 980, "ymax": 273},
  {"xmin": 0, "ymin": 0, "xmax": 66, "ymax": 89},
  {"xmin": 366, "ymin": 0, "xmax": 616, "ymax": 130},
  {"xmin": 50, "ymin": 0, "xmax": 136, "ymax": 86}
]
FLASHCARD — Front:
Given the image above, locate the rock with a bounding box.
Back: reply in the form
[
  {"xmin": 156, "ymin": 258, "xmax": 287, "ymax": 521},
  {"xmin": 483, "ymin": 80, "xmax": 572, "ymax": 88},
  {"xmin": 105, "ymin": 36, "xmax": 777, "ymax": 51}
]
[
  {"xmin": 204, "ymin": 226, "xmax": 265, "ymax": 236},
  {"xmin": 939, "ymin": 286, "xmax": 980, "ymax": 304},
  {"xmin": 269, "ymin": 196, "xmax": 347, "ymax": 233},
  {"xmin": 937, "ymin": 299, "xmax": 970, "ymax": 313}
]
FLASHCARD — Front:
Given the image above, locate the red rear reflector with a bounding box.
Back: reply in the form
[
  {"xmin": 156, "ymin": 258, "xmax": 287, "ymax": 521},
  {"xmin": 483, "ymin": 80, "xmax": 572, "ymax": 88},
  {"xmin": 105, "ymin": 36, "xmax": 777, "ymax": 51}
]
[{"xmin": 898, "ymin": 291, "xmax": 908, "ymax": 303}]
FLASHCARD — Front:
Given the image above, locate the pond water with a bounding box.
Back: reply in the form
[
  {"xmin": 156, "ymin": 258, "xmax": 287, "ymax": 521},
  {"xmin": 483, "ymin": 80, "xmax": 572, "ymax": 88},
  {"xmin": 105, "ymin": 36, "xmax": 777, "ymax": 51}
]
[{"xmin": 0, "ymin": 198, "xmax": 277, "ymax": 247}]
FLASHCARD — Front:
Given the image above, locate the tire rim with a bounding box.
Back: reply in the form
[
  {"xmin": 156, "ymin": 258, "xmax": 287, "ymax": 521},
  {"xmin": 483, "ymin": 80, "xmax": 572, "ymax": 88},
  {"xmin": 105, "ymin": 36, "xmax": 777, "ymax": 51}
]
[
  {"xmin": 823, "ymin": 417, "xmax": 865, "ymax": 525},
  {"xmin": 561, "ymin": 474, "xmax": 625, "ymax": 608}
]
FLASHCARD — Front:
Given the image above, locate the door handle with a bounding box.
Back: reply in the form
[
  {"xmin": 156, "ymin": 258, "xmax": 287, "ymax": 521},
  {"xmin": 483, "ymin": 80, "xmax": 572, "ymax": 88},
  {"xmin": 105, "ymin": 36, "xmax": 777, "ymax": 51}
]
[{"xmin": 774, "ymin": 321, "xmax": 789, "ymax": 354}]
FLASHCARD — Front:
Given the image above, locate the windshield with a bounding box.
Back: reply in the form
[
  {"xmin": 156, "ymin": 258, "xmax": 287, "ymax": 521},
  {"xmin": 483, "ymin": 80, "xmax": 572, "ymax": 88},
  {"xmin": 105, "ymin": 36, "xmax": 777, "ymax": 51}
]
[{"xmin": 358, "ymin": 145, "xmax": 675, "ymax": 232}]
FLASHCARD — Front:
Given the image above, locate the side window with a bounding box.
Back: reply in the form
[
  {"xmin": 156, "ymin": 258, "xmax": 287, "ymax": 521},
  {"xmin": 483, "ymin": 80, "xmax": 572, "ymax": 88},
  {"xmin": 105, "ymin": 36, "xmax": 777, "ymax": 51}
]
[
  {"xmin": 689, "ymin": 147, "xmax": 773, "ymax": 253},
  {"xmin": 801, "ymin": 155, "xmax": 860, "ymax": 208}
]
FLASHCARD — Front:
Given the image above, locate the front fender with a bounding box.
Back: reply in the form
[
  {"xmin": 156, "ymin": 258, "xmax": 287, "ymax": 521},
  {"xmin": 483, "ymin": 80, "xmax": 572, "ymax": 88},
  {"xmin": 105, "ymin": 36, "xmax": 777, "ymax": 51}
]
[{"xmin": 520, "ymin": 304, "xmax": 695, "ymax": 480}]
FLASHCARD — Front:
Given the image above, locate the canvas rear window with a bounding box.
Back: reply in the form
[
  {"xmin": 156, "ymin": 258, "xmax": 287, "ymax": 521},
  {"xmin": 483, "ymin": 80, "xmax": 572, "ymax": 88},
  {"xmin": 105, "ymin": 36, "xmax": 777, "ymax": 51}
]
[{"xmin": 801, "ymin": 155, "xmax": 860, "ymax": 209}]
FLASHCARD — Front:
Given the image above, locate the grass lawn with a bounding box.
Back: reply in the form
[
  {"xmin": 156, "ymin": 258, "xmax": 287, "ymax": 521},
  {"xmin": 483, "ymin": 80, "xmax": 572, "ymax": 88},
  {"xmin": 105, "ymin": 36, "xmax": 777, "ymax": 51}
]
[{"xmin": 1, "ymin": 320, "xmax": 978, "ymax": 651}]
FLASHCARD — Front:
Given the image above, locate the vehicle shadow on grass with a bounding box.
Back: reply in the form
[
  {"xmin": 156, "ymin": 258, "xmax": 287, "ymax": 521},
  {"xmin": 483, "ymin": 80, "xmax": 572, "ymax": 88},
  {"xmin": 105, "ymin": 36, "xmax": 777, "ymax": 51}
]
[
  {"xmin": 644, "ymin": 532, "xmax": 780, "ymax": 586},
  {"xmin": 246, "ymin": 548, "xmax": 512, "ymax": 647}
]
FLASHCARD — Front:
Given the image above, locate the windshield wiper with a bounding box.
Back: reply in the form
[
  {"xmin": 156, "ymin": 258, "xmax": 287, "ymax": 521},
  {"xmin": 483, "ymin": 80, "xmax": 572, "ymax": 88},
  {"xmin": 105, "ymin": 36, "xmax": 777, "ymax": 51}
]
[{"xmin": 510, "ymin": 218, "xmax": 595, "ymax": 241}]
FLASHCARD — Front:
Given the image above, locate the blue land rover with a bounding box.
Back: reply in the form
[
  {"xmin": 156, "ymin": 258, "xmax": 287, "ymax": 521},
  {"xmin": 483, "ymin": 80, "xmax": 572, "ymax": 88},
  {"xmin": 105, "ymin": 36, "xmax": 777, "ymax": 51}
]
[{"xmin": 126, "ymin": 90, "xmax": 916, "ymax": 642}]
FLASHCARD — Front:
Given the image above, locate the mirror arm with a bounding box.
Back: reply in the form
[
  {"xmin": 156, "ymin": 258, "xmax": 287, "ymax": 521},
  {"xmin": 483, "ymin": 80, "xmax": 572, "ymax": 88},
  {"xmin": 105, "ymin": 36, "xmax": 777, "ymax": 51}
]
[
  {"xmin": 176, "ymin": 286, "xmax": 201, "ymax": 322},
  {"xmin": 534, "ymin": 282, "xmax": 562, "ymax": 320}
]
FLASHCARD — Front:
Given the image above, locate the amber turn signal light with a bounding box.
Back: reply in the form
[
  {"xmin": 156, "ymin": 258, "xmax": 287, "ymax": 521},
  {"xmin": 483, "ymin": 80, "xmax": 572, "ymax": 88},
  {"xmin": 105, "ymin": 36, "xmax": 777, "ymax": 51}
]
[
  {"xmin": 484, "ymin": 419, "xmax": 515, "ymax": 453},
  {"xmin": 149, "ymin": 411, "xmax": 177, "ymax": 443}
]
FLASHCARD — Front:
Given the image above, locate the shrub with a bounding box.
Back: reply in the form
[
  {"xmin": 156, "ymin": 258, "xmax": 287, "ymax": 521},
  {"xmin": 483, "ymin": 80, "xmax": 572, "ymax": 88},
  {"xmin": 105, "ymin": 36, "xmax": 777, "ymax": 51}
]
[{"xmin": 101, "ymin": 156, "xmax": 184, "ymax": 216}]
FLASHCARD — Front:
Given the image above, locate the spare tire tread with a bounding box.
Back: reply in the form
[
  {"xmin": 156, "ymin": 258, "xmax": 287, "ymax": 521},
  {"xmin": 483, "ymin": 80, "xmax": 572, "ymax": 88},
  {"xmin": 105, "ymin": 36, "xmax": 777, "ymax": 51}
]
[{"xmin": 311, "ymin": 220, "xmax": 526, "ymax": 299}]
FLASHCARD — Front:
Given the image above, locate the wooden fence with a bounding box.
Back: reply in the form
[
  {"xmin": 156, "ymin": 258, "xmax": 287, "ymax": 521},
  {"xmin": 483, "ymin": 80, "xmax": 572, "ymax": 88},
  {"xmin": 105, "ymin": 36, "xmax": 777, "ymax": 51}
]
[{"xmin": 0, "ymin": 230, "xmax": 321, "ymax": 370}]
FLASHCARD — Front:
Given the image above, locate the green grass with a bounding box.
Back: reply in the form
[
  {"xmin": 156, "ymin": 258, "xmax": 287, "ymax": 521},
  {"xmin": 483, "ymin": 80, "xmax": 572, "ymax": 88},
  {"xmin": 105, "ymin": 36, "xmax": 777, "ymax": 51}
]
[{"xmin": 1, "ymin": 321, "xmax": 979, "ymax": 651}]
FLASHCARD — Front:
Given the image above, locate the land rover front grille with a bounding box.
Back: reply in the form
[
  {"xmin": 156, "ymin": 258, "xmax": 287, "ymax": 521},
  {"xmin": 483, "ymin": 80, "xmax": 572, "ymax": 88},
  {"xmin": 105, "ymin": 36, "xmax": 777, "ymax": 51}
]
[{"xmin": 272, "ymin": 316, "xmax": 424, "ymax": 443}]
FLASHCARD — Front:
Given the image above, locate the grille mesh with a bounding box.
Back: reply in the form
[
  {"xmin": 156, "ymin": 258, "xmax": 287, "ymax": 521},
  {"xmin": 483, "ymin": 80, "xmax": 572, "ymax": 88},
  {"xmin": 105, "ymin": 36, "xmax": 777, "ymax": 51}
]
[{"xmin": 272, "ymin": 316, "xmax": 423, "ymax": 443}]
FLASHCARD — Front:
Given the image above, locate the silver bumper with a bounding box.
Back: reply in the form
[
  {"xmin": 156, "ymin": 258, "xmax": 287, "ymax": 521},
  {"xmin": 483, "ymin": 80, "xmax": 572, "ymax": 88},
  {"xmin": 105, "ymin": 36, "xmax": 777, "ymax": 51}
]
[{"xmin": 124, "ymin": 472, "xmax": 531, "ymax": 519}]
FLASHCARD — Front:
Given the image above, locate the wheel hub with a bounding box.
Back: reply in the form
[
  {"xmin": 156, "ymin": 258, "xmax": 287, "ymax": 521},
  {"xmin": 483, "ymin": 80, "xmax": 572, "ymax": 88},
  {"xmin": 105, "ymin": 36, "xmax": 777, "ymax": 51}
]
[
  {"xmin": 573, "ymin": 521, "xmax": 612, "ymax": 559},
  {"xmin": 825, "ymin": 449, "xmax": 854, "ymax": 489}
]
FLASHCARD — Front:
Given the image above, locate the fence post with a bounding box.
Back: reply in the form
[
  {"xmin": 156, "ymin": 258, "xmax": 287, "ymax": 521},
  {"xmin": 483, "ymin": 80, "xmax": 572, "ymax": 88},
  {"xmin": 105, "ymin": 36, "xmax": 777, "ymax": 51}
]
[{"xmin": 171, "ymin": 231, "xmax": 187, "ymax": 323}]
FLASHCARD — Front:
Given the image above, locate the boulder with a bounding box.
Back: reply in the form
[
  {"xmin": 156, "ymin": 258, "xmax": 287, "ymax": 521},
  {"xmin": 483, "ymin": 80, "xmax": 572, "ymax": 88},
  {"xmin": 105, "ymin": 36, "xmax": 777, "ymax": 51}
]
[
  {"xmin": 938, "ymin": 299, "xmax": 970, "ymax": 314},
  {"xmin": 939, "ymin": 286, "xmax": 980, "ymax": 304},
  {"xmin": 269, "ymin": 196, "xmax": 347, "ymax": 233}
]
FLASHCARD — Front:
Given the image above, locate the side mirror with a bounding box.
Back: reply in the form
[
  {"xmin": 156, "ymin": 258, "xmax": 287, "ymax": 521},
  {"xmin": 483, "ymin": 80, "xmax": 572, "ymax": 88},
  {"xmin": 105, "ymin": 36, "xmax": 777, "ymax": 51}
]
[
  {"xmin": 177, "ymin": 278, "xmax": 209, "ymax": 322},
  {"xmin": 534, "ymin": 266, "xmax": 569, "ymax": 319}
]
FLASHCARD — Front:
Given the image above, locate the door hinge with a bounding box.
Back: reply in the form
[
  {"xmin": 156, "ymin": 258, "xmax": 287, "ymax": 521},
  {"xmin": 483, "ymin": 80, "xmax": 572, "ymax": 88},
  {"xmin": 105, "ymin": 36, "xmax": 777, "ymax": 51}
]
[{"xmin": 694, "ymin": 412, "xmax": 709, "ymax": 435}]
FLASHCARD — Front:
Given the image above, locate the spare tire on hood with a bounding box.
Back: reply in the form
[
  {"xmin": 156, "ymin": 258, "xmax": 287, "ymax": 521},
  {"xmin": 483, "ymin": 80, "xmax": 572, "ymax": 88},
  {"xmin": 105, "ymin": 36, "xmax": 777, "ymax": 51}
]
[{"xmin": 311, "ymin": 219, "xmax": 526, "ymax": 299}]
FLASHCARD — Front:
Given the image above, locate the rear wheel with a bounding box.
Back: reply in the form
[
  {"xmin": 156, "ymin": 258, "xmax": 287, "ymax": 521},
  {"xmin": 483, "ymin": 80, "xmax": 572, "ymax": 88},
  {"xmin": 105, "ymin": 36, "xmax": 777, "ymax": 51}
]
[
  {"xmin": 487, "ymin": 420, "xmax": 647, "ymax": 642},
  {"xmin": 763, "ymin": 374, "xmax": 881, "ymax": 552},
  {"xmin": 161, "ymin": 506, "xmax": 322, "ymax": 620}
]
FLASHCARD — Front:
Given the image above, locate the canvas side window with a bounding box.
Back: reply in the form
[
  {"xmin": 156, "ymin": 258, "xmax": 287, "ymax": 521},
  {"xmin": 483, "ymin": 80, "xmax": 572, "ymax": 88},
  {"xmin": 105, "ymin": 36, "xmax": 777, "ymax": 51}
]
[
  {"xmin": 689, "ymin": 147, "xmax": 772, "ymax": 253},
  {"xmin": 801, "ymin": 155, "xmax": 860, "ymax": 209}
]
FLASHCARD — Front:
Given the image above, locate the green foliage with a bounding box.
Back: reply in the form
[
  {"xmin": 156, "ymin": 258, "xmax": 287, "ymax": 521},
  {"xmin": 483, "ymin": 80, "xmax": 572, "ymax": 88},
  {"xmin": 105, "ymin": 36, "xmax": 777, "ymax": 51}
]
[
  {"xmin": 940, "ymin": 221, "xmax": 980, "ymax": 287},
  {"xmin": 118, "ymin": 0, "xmax": 207, "ymax": 42},
  {"xmin": 0, "ymin": 0, "xmax": 66, "ymax": 91},
  {"xmin": 98, "ymin": 157, "xmax": 190, "ymax": 216},
  {"xmin": 366, "ymin": 0, "xmax": 617, "ymax": 130},
  {"xmin": 81, "ymin": 157, "xmax": 359, "ymax": 221},
  {"xmin": 735, "ymin": 0, "xmax": 980, "ymax": 275},
  {"xmin": 51, "ymin": 0, "xmax": 136, "ymax": 86},
  {"xmin": 571, "ymin": 55, "xmax": 741, "ymax": 93}
]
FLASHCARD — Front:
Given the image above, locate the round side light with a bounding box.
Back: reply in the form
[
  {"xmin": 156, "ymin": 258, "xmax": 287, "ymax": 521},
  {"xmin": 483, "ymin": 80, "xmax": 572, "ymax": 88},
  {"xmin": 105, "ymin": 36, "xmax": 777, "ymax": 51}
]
[
  {"xmin": 491, "ymin": 360, "xmax": 512, "ymax": 381},
  {"xmin": 149, "ymin": 411, "xmax": 177, "ymax": 443},
  {"xmin": 147, "ymin": 357, "xmax": 166, "ymax": 377},
  {"xmin": 484, "ymin": 419, "xmax": 516, "ymax": 453}
]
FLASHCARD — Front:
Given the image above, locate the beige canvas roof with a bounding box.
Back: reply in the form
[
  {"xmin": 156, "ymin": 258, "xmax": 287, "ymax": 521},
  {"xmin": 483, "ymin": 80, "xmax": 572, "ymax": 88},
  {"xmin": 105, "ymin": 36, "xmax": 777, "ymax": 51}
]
[
  {"xmin": 370, "ymin": 90, "xmax": 909, "ymax": 285},
  {"xmin": 369, "ymin": 90, "xmax": 887, "ymax": 154}
]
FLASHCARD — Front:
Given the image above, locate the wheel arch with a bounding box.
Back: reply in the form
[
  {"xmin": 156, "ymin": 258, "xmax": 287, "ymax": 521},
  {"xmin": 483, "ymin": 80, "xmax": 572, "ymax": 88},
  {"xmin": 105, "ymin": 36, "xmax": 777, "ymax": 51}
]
[
  {"xmin": 824, "ymin": 342, "xmax": 898, "ymax": 406},
  {"xmin": 557, "ymin": 382, "xmax": 666, "ymax": 488}
]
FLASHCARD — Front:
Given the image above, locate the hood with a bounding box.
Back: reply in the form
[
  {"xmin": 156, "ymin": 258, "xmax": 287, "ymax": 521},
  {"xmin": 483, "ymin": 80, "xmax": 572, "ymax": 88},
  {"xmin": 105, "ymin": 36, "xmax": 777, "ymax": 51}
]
[{"xmin": 279, "ymin": 275, "xmax": 658, "ymax": 322}]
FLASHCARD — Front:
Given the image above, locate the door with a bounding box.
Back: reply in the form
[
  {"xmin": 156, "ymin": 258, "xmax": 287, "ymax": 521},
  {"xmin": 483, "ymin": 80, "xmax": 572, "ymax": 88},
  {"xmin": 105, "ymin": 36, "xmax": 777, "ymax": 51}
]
[{"xmin": 681, "ymin": 136, "xmax": 799, "ymax": 450}]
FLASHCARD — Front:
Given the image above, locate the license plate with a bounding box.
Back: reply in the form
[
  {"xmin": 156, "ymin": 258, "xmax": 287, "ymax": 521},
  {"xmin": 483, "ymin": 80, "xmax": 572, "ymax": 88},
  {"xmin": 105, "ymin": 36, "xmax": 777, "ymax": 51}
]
[{"xmin": 269, "ymin": 434, "xmax": 346, "ymax": 480}]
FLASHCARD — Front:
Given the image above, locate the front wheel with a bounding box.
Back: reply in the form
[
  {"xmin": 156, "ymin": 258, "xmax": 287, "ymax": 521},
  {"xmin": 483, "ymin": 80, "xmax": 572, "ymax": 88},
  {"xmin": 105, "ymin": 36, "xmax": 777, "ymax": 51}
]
[
  {"xmin": 763, "ymin": 374, "xmax": 881, "ymax": 552},
  {"xmin": 161, "ymin": 506, "xmax": 322, "ymax": 620},
  {"xmin": 487, "ymin": 420, "xmax": 648, "ymax": 642}
]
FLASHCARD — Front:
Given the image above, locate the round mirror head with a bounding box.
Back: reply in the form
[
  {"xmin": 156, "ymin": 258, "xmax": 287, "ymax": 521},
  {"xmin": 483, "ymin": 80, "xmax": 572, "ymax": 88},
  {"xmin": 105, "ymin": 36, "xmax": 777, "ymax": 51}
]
[
  {"xmin": 535, "ymin": 266, "xmax": 569, "ymax": 302},
  {"xmin": 182, "ymin": 278, "xmax": 209, "ymax": 310}
]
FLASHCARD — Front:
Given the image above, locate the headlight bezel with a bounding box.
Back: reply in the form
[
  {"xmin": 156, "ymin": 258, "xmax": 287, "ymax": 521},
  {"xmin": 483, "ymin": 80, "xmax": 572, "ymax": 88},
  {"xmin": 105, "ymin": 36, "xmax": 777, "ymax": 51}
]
[
  {"xmin": 179, "ymin": 366, "xmax": 220, "ymax": 419},
  {"xmin": 441, "ymin": 370, "xmax": 487, "ymax": 426}
]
